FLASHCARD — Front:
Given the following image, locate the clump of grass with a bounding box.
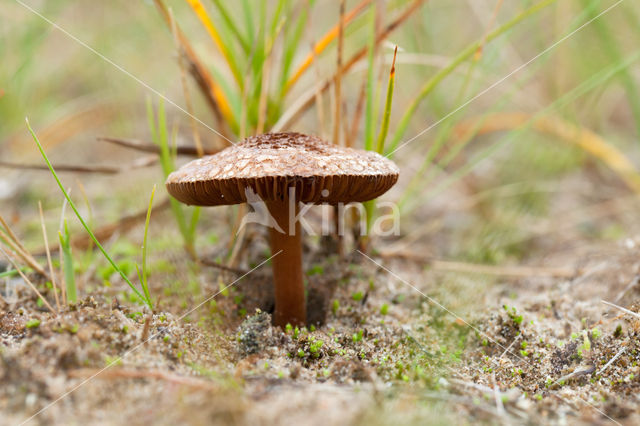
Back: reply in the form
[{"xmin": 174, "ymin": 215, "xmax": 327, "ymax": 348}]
[{"xmin": 147, "ymin": 99, "xmax": 201, "ymax": 259}]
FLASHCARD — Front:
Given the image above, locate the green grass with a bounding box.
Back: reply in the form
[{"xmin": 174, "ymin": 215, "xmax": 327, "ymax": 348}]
[
  {"xmin": 387, "ymin": 0, "xmax": 558, "ymax": 154},
  {"xmin": 58, "ymin": 219, "xmax": 76, "ymax": 304},
  {"xmin": 136, "ymin": 184, "xmax": 156, "ymax": 306},
  {"xmin": 147, "ymin": 99, "xmax": 201, "ymax": 259},
  {"xmin": 27, "ymin": 119, "xmax": 153, "ymax": 309}
]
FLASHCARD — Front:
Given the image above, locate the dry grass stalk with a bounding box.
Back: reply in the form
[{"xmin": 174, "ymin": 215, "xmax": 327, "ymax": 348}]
[
  {"xmin": 311, "ymin": 42, "xmax": 327, "ymax": 139},
  {"xmin": 38, "ymin": 201, "xmax": 60, "ymax": 311},
  {"xmin": 597, "ymin": 346, "xmax": 626, "ymax": 375},
  {"xmin": 0, "ymin": 246, "xmax": 55, "ymax": 314},
  {"xmin": 455, "ymin": 112, "xmax": 640, "ymax": 193},
  {"xmin": 0, "ymin": 215, "xmax": 25, "ymax": 253},
  {"xmin": 7, "ymin": 103, "xmax": 118, "ymax": 154},
  {"xmin": 257, "ymin": 37, "xmax": 275, "ymax": 134},
  {"xmin": 153, "ymin": 0, "xmax": 233, "ymax": 137},
  {"xmin": 347, "ymin": 81, "xmax": 367, "ymax": 147},
  {"xmin": 333, "ymin": 0, "xmax": 346, "ymax": 146},
  {"xmin": 68, "ymin": 368, "xmax": 218, "ymax": 390},
  {"xmin": 170, "ymin": 7, "xmax": 204, "ymax": 157},
  {"xmin": 273, "ymin": 0, "xmax": 426, "ymax": 132},
  {"xmin": 601, "ymin": 299, "xmax": 640, "ymax": 319},
  {"xmin": 286, "ymin": 0, "xmax": 373, "ymax": 93},
  {"xmin": 0, "ymin": 223, "xmax": 49, "ymax": 280},
  {"xmin": 380, "ymin": 250, "xmax": 577, "ymax": 278},
  {"xmin": 0, "ymin": 156, "xmax": 157, "ymax": 175},
  {"xmin": 98, "ymin": 136, "xmax": 217, "ymax": 156},
  {"xmin": 474, "ymin": 0, "xmax": 505, "ymax": 60}
]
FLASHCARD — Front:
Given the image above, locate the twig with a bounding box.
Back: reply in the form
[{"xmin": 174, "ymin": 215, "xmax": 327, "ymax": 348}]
[
  {"xmin": 0, "ymin": 246, "xmax": 55, "ymax": 314},
  {"xmin": 38, "ymin": 199, "xmax": 170, "ymax": 255},
  {"xmin": 0, "ymin": 157, "xmax": 157, "ymax": 174},
  {"xmin": 598, "ymin": 346, "xmax": 626, "ymax": 375},
  {"xmin": 379, "ymin": 250, "xmax": 577, "ymax": 278},
  {"xmin": 98, "ymin": 136, "xmax": 216, "ymax": 156},
  {"xmin": 39, "ymin": 201, "xmax": 60, "ymax": 311},
  {"xmin": 550, "ymin": 365, "xmax": 595, "ymax": 388},
  {"xmin": 68, "ymin": 368, "xmax": 217, "ymax": 390},
  {"xmin": 601, "ymin": 300, "xmax": 640, "ymax": 320},
  {"xmin": 199, "ymin": 257, "xmax": 248, "ymax": 275},
  {"xmin": 498, "ymin": 333, "xmax": 521, "ymax": 360}
]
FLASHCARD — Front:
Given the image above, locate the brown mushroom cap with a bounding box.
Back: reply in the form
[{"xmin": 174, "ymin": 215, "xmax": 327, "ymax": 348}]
[{"xmin": 166, "ymin": 132, "xmax": 399, "ymax": 206}]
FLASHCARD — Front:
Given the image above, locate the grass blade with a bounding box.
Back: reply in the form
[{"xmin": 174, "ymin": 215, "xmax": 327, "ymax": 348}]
[
  {"xmin": 58, "ymin": 220, "xmax": 76, "ymax": 304},
  {"xmin": 26, "ymin": 118, "xmax": 150, "ymax": 308},
  {"xmin": 139, "ymin": 184, "xmax": 156, "ymax": 306},
  {"xmin": 153, "ymin": 0, "xmax": 236, "ymax": 130},
  {"xmin": 375, "ymin": 46, "xmax": 397, "ymax": 154},
  {"xmin": 278, "ymin": 0, "xmax": 313, "ymax": 98},
  {"xmin": 211, "ymin": 0, "xmax": 251, "ymax": 54},
  {"xmin": 388, "ymin": 0, "xmax": 557, "ymax": 153},
  {"xmin": 456, "ymin": 112, "xmax": 640, "ymax": 192},
  {"xmin": 285, "ymin": 0, "xmax": 371, "ymax": 93},
  {"xmin": 185, "ymin": 0, "xmax": 243, "ymax": 87}
]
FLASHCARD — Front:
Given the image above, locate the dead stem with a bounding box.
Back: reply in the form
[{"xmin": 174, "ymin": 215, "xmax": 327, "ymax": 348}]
[
  {"xmin": 474, "ymin": 0, "xmax": 505, "ymax": 60},
  {"xmin": 170, "ymin": 7, "xmax": 204, "ymax": 157},
  {"xmin": 285, "ymin": 0, "xmax": 373, "ymax": 92},
  {"xmin": 153, "ymin": 0, "xmax": 233, "ymax": 140},
  {"xmin": 68, "ymin": 368, "xmax": 218, "ymax": 390},
  {"xmin": 550, "ymin": 365, "xmax": 596, "ymax": 389},
  {"xmin": 0, "ymin": 246, "xmax": 55, "ymax": 314},
  {"xmin": 346, "ymin": 81, "xmax": 366, "ymax": 148},
  {"xmin": 199, "ymin": 257, "xmax": 248, "ymax": 275},
  {"xmin": 598, "ymin": 346, "xmax": 627, "ymax": 375},
  {"xmin": 379, "ymin": 251, "xmax": 577, "ymax": 278},
  {"xmin": 0, "ymin": 226, "xmax": 49, "ymax": 279},
  {"xmin": 0, "ymin": 156, "xmax": 157, "ymax": 175},
  {"xmin": 332, "ymin": 0, "xmax": 346, "ymax": 146},
  {"xmin": 98, "ymin": 136, "xmax": 217, "ymax": 156},
  {"xmin": 601, "ymin": 300, "xmax": 640, "ymax": 319},
  {"xmin": 38, "ymin": 201, "xmax": 60, "ymax": 311}
]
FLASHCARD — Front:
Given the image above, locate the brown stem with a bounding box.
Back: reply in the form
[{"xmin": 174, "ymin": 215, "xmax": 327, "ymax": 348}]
[{"xmin": 266, "ymin": 198, "xmax": 306, "ymax": 328}]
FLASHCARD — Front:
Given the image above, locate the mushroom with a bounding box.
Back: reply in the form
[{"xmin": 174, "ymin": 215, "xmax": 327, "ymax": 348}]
[{"xmin": 165, "ymin": 132, "xmax": 399, "ymax": 327}]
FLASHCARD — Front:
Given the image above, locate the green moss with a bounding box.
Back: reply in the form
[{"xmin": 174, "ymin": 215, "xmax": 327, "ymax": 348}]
[
  {"xmin": 332, "ymin": 300, "xmax": 340, "ymax": 315},
  {"xmin": 25, "ymin": 319, "xmax": 40, "ymax": 328},
  {"xmin": 380, "ymin": 303, "xmax": 389, "ymax": 316}
]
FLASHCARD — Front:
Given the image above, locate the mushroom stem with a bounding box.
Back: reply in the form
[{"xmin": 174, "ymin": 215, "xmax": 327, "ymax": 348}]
[{"xmin": 266, "ymin": 198, "xmax": 306, "ymax": 327}]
